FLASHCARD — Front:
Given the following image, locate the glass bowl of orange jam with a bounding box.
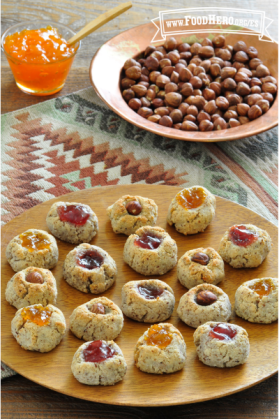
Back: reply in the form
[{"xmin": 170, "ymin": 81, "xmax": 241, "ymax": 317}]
[{"xmin": 1, "ymin": 21, "xmax": 80, "ymax": 96}]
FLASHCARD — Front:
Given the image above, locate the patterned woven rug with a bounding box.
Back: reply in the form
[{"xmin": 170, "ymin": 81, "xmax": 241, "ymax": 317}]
[{"xmin": 1, "ymin": 87, "xmax": 278, "ymax": 378}]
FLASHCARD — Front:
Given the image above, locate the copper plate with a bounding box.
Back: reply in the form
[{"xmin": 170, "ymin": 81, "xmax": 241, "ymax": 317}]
[{"xmin": 90, "ymin": 22, "xmax": 278, "ymax": 142}]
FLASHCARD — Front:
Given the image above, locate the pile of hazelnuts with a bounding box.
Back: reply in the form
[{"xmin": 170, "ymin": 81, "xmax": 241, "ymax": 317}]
[{"xmin": 121, "ymin": 35, "xmax": 277, "ymax": 132}]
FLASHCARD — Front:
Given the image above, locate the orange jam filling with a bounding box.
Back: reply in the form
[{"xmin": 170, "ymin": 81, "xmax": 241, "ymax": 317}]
[
  {"xmin": 176, "ymin": 187, "xmax": 207, "ymax": 210},
  {"xmin": 19, "ymin": 231, "xmax": 51, "ymax": 252},
  {"xmin": 144, "ymin": 324, "xmax": 173, "ymax": 349},
  {"xmin": 249, "ymin": 279, "xmax": 275, "ymax": 298},
  {"xmin": 3, "ymin": 26, "xmax": 78, "ymax": 94},
  {"xmin": 21, "ymin": 305, "xmax": 52, "ymax": 326}
]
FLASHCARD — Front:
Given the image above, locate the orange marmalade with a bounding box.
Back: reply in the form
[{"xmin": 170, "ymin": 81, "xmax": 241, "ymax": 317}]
[
  {"xmin": 21, "ymin": 305, "xmax": 52, "ymax": 326},
  {"xmin": 176, "ymin": 187, "xmax": 207, "ymax": 210},
  {"xmin": 19, "ymin": 231, "xmax": 51, "ymax": 252},
  {"xmin": 3, "ymin": 26, "xmax": 78, "ymax": 95},
  {"xmin": 144, "ymin": 324, "xmax": 173, "ymax": 349},
  {"xmin": 249, "ymin": 279, "xmax": 275, "ymax": 298}
]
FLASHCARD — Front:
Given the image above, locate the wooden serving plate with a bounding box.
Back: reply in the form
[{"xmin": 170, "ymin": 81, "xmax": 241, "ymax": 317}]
[
  {"xmin": 1, "ymin": 185, "xmax": 278, "ymax": 406},
  {"xmin": 90, "ymin": 23, "xmax": 278, "ymax": 142}
]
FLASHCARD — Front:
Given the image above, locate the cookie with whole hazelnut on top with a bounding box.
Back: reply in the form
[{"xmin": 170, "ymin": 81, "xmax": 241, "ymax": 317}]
[
  {"xmin": 218, "ymin": 223, "xmax": 271, "ymax": 268},
  {"xmin": 70, "ymin": 296, "xmax": 124, "ymax": 341},
  {"xmin": 107, "ymin": 195, "xmax": 158, "ymax": 236},
  {"xmin": 167, "ymin": 186, "xmax": 216, "ymax": 235},
  {"xmin": 177, "ymin": 283, "xmax": 231, "ymax": 328},
  {"xmin": 5, "ymin": 267, "xmax": 57, "ymax": 309},
  {"xmin": 177, "ymin": 247, "xmax": 225, "ymax": 289}
]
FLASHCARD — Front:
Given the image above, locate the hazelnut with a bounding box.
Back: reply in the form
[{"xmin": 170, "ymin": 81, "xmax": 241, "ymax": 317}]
[
  {"xmin": 261, "ymin": 76, "xmax": 277, "ymax": 85},
  {"xmin": 154, "ymin": 107, "xmax": 170, "ymax": 117},
  {"xmin": 223, "ymin": 60, "xmax": 232, "ymax": 67},
  {"xmin": 216, "ymin": 96, "xmax": 229, "ymax": 110},
  {"xmin": 212, "ymin": 35, "xmax": 225, "ymax": 48},
  {"xmin": 144, "ymin": 45, "xmax": 156, "ymax": 57},
  {"xmin": 170, "ymin": 109, "xmax": 183, "ymax": 123},
  {"xmin": 211, "ymin": 113, "xmax": 223, "ymax": 123},
  {"xmin": 156, "ymin": 90, "xmax": 166, "ymax": 99},
  {"xmin": 25, "ymin": 271, "xmax": 44, "ymax": 284},
  {"xmin": 229, "ymin": 118, "xmax": 241, "ymax": 128},
  {"xmin": 210, "ymin": 82, "xmax": 222, "ymax": 96},
  {"xmin": 152, "ymin": 98, "xmax": 164, "ymax": 108},
  {"xmin": 236, "ymin": 82, "xmax": 251, "ymax": 96},
  {"xmin": 151, "ymin": 50, "xmax": 164, "ymax": 61},
  {"xmin": 256, "ymin": 64, "xmax": 270, "ymax": 78},
  {"xmin": 155, "ymin": 74, "xmax": 170, "ymax": 88},
  {"xmin": 193, "ymin": 66, "xmax": 205, "ymax": 76},
  {"xmin": 164, "ymin": 37, "xmax": 178, "ymax": 51},
  {"xmin": 201, "ymin": 38, "xmax": 213, "ymax": 47},
  {"xmin": 159, "ymin": 115, "xmax": 173, "ymax": 127},
  {"xmin": 187, "ymin": 105, "xmax": 199, "ymax": 117},
  {"xmin": 235, "ymin": 72, "xmax": 250, "ymax": 83},
  {"xmin": 237, "ymin": 103, "xmax": 250, "ymax": 116},
  {"xmin": 140, "ymin": 97, "xmax": 151, "ymax": 107},
  {"xmin": 170, "ymin": 71, "xmax": 179, "ymax": 83},
  {"xmin": 262, "ymin": 82, "xmax": 277, "ymax": 94},
  {"xmin": 210, "ymin": 57, "xmax": 224, "ymax": 67},
  {"xmin": 126, "ymin": 200, "xmax": 143, "ymax": 215},
  {"xmin": 248, "ymin": 104, "xmax": 262, "ymax": 120},
  {"xmin": 246, "ymin": 46, "xmax": 258, "ymax": 58},
  {"xmin": 193, "ymin": 88, "xmax": 202, "ymax": 96},
  {"xmin": 124, "ymin": 58, "xmax": 141, "ymax": 71},
  {"xmin": 167, "ymin": 50, "xmax": 180, "ymax": 64},
  {"xmin": 210, "ymin": 63, "xmax": 221, "ymax": 78},
  {"xmin": 180, "ymin": 51, "xmax": 192, "ymax": 61},
  {"xmin": 203, "ymin": 88, "xmax": 216, "ymax": 101},
  {"xmin": 198, "ymin": 73, "xmax": 210, "ymax": 87},
  {"xmin": 239, "ymin": 116, "xmax": 250, "ymax": 124},
  {"xmin": 177, "ymin": 42, "xmax": 190, "ymax": 53},
  {"xmin": 148, "ymin": 114, "xmax": 161, "ymax": 123},
  {"xmin": 261, "ymin": 92, "xmax": 274, "ymax": 103},
  {"xmin": 187, "ymin": 63, "xmax": 196, "ymax": 73},
  {"xmin": 180, "ymin": 82, "xmax": 194, "ymax": 96},
  {"xmin": 181, "ymin": 121, "xmax": 198, "ymax": 131},
  {"xmin": 146, "ymin": 89, "xmax": 156, "ymax": 101},
  {"xmin": 204, "ymin": 100, "xmax": 218, "ymax": 115},
  {"xmin": 256, "ymin": 99, "xmax": 270, "ymax": 114},
  {"xmin": 223, "ymin": 78, "xmax": 237, "ymax": 90},
  {"xmin": 192, "ymin": 96, "xmax": 207, "ymax": 110},
  {"xmin": 138, "ymin": 81, "xmax": 149, "ymax": 89},
  {"xmin": 184, "ymin": 115, "xmax": 196, "ymax": 123},
  {"xmin": 128, "ymin": 98, "xmax": 142, "ymax": 111},
  {"xmin": 224, "ymin": 110, "xmax": 238, "ymax": 121},
  {"xmin": 196, "ymin": 290, "xmax": 217, "ymax": 306},
  {"xmin": 200, "ymin": 59, "xmax": 211, "ymax": 72},
  {"xmin": 175, "ymin": 63, "xmax": 186, "ymax": 73},
  {"xmin": 159, "ymin": 58, "xmax": 172, "ymax": 69},
  {"xmin": 173, "ymin": 123, "xmax": 182, "ymax": 130},
  {"xmin": 179, "ymin": 67, "xmax": 192, "ymax": 82},
  {"xmin": 121, "ymin": 78, "xmax": 136, "ymax": 89},
  {"xmin": 139, "ymin": 74, "xmax": 149, "ymax": 83},
  {"xmin": 250, "ymin": 77, "xmax": 262, "ymax": 87},
  {"xmin": 162, "ymin": 66, "xmax": 174, "ymax": 77},
  {"xmin": 122, "ymin": 89, "xmax": 135, "ymax": 102},
  {"xmin": 165, "ymin": 82, "xmax": 178, "ymax": 94},
  {"xmin": 239, "ymin": 68, "xmax": 253, "ymax": 77},
  {"xmin": 145, "ymin": 55, "xmax": 160, "ymax": 71},
  {"xmin": 190, "ymin": 42, "xmax": 202, "ymax": 55},
  {"xmin": 199, "ymin": 46, "xmax": 214, "ymax": 58},
  {"xmin": 197, "ymin": 111, "xmax": 211, "ymax": 123},
  {"xmin": 251, "ymin": 86, "xmax": 262, "ymax": 94},
  {"xmin": 138, "ymin": 107, "xmax": 153, "ymax": 118},
  {"xmin": 178, "ymin": 102, "xmax": 189, "ymax": 116},
  {"xmin": 191, "ymin": 252, "xmax": 210, "ymax": 265},
  {"xmin": 199, "ymin": 120, "xmax": 214, "ymax": 131},
  {"xmin": 189, "ymin": 76, "xmax": 203, "ymax": 89},
  {"xmin": 90, "ymin": 303, "xmax": 106, "ymax": 314},
  {"xmin": 233, "ymin": 61, "xmax": 245, "ymax": 70},
  {"xmin": 213, "ymin": 117, "xmax": 227, "ymax": 130},
  {"xmin": 247, "ymin": 93, "xmax": 262, "ymax": 107},
  {"xmin": 125, "ymin": 65, "xmax": 141, "ymax": 80},
  {"xmin": 165, "ymin": 92, "xmax": 183, "ymax": 107},
  {"xmin": 249, "ymin": 58, "xmax": 263, "ymax": 70},
  {"xmin": 216, "ymin": 48, "xmax": 231, "ymax": 61},
  {"xmin": 233, "ymin": 51, "xmax": 249, "ymax": 63},
  {"xmin": 156, "ymin": 46, "xmax": 167, "ymax": 56},
  {"xmin": 131, "ymin": 84, "xmax": 147, "ymax": 97},
  {"xmin": 227, "ymin": 93, "xmax": 242, "ymax": 106},
  {"xmin": 184, "ymin": 95, "xmax": 195, "ymax": 105},
  {"xmin": 233, "ymin": 41, "xmax": 248, "ymax": 52},
  {"xmin": 221, "ymin": 67, "xmax": 237, "ymax": 80},
  {"xmin": 149, "ymin": 84, "xmax": 159, "ymax": 93}
]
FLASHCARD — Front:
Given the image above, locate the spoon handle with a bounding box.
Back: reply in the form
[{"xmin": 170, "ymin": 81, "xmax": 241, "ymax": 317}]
[{"xmin": 67, "ymin": 1, "xmax": 132, "ymax": 46}]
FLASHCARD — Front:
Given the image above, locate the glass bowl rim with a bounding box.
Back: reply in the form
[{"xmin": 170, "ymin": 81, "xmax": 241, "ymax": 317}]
[{"xmin": 1, "ymin": 20, "xmax": 81, "ymax": 65}]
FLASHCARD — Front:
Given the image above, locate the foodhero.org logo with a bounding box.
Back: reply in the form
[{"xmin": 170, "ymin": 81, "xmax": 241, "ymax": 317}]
[{"xmin": 151, "ymin": 7, "xmax": 274, "ymax": 42}]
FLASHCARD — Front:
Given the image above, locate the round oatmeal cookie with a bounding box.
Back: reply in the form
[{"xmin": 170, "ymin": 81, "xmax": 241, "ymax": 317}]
[
  {"xmin": 177, "ymin": 284, "xmax": 232, "ymax": 328},
  {"xmin": 63, "ymin": 244, "xmax": 117, "ymax": 294},
  {"xmin": 121, "ymin": 279, "xmax": 175, "ymax": 323},
  {"xmin": 71, "ymin": 340, "xmax": 127, "ymax": 385},
  {"xmin": 235, "ymin": 278, "xmax": 278, "ymax": 324},
  {"xmin": 5, "ymin": 267, "xmax": 57, "ymax": 309},
  {"xmin": 11, "ymin": 304, "xmax": 66, "ymax": 352},
  {"xmin": 218, "ymin": 224, "xmax": 271, "ymax": 268},
  {"xmin": 107, "ymin": 195, "xmax": 158, "ymax": 236},
  {"xmin": 177, "ymin": 247, "xmax": 225, "ymax": 289},
  {"xmin": 123, "ymin": 226, "xmax": 177, "ymax": 276},
  {"xmin": 167, "ymin": 186, "xmax": 216, "ymax": 235},
  {"xmin": 46, "ymin": 201, "xmax": 98, "ymax": 244},
  {"xmin": 70, "ymin": 297, "xmax": 124, "ymax": 341},
  {"xmin": 6, "ymin": 229, "xmax": 59, "ymax": 272},
  {"xmin": 134, "ymin": 323, "xmax": 186, "ymax": 374},
  {"xmin": 194, "ymin": 321, "xmax": 250, "ymax": 368}
]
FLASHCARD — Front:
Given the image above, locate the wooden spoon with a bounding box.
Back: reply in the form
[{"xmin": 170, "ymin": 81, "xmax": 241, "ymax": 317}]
[{"xmin": 67, "ymin": 1, "xmax": 132, "ymax": 46}]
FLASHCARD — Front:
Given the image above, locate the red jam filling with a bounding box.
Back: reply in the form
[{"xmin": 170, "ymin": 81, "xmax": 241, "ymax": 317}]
[
  {"xmin": 138, "ymin": 285, "xmax": 164, "ymax": 300},
  {"xmin": 249, "ymin": 278, "xmax": 275, "ymax": 298},
  {"xmin": 209, "ymin": 324, "xmax": 237, "ymax": 341},
  {"xmin": 83, "ymin": 340, "xmax": 115, "ymax": 363},
  {"xmin": 229, "ymin": 225, "xmax": 258, "ymax": 247},
  {"xmin": 134, "ymin": 232, "xmax": 162, "ymax": 250},
  {"xmin": 77, "ymin": 250, "xmax": 104, "ymax": 270},
  {"xmin": 57, "ymin": 204, "xmax": 90, "ymax": 226},
  {"xmin": 144, "ymin": 324, "xmax": 173, "ymax": 349},
  {"xmin": 176, "ymin": 186, "xmax": 207, "ymax": 210}
]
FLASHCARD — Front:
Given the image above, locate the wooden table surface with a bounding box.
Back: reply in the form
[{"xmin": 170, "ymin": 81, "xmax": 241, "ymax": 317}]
[{"xmin": 1, "ymin": 1, "xmax": 278, "ymax": 417}]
